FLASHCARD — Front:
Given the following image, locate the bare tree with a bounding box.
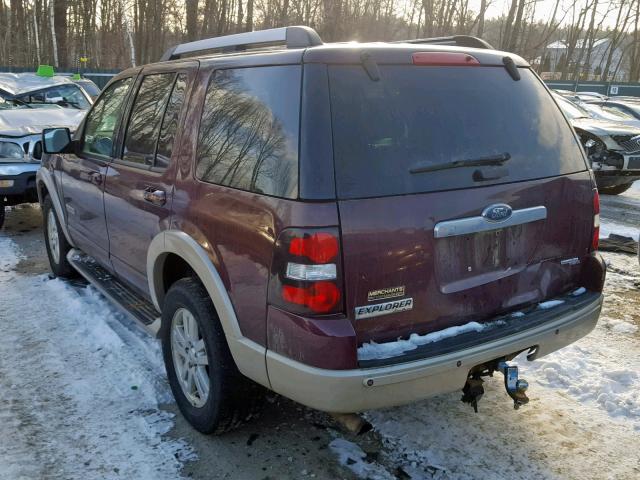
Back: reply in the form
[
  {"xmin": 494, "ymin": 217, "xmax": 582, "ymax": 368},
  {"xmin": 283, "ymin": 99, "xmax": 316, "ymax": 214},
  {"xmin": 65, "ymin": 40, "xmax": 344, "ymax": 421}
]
[{"xmin": 49, "ymin": 0, "xmax": 59, "ymax": 67}]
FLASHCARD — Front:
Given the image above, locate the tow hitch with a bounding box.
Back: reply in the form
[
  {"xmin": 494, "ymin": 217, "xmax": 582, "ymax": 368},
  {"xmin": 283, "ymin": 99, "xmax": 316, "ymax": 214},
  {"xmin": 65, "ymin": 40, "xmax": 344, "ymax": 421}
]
[{"xmin": 461, "ymin": 360, "xmax": 530, "ymax": 412}]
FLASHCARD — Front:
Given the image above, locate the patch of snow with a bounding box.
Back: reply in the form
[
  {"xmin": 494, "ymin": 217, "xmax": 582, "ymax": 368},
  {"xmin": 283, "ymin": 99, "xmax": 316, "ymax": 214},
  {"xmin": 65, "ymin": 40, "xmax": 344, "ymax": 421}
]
[
  {"xmin": 328, "ymin": 439, "xmax": 394, "ymax": 480},
  {"xmin": 572, "ymin": 287, "xmax": 587, "ymax": 296},
  {"xmin": 537, "ymin": 299, "xmax": 565, "ymax": 309},
  {"xmin": 0, "ymin": 235, "xmax": 22, "ymax": 272},
  {"xmin": 358, "ymin": 321, "xmax": 497, "ymax": 361},
  {"xmin": 510, "ymin": 311, "xmax": 525, "ymax": 318},
  {"xmin": 604, "ymin": 317, "xmax": 639, "ymax": 335},
  {"xmin": 0, "ymin": 237, "xmax": 194, "ymax": 479}
]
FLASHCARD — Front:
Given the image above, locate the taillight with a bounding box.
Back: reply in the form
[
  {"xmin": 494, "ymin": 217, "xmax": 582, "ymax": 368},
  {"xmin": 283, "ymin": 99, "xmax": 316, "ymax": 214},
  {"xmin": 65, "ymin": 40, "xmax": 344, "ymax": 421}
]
[
  {"xmin": 412, "ymin": 52, "xmax": 480, "ymax": 66},
  {"xmin": 282, "ymin": 282, "xmax": 341, "ymax": 314},
  {"xmin": 269, "ymin": 228, "xmax": 343, "ymax": 315},
  {"xmin": 289, "ymin": 232, "xmax": 338, "ymax": 263},
  {"xmin": 592, "ymin": 189, "xmax": 600, "ymax": 251}
]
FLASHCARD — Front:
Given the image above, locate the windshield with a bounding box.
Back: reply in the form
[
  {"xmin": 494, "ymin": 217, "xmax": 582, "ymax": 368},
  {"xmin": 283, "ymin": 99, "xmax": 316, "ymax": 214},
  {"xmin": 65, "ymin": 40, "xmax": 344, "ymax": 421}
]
[
  {"xmin": 0, "ymin": 96, "xmax": 24, "ymax": 109},
  {"xmin": 329, "ymin": 66, "xmax": 587, "ymax": 199},
  {"xmin": 15, "ymin": 84, "xmax": 91, "ymax": 109}
]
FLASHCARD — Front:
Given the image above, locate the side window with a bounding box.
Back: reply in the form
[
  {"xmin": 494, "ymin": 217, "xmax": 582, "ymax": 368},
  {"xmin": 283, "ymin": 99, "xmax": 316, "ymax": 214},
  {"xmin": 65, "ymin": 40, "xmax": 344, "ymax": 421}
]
[
  {"xmin": 195, "ymin": 66, "xmax": 300, "ymax": 199},
  {"xmin": 122, "ymin": 73, "xmax": 175, "ymax": 166},
  {"xmin": 82, "ymin": 78, "xmax": 133, "ymax": 157},
  {"xmin": 155, "ymin": 73, "xmax": 188, "ymax": 169}
]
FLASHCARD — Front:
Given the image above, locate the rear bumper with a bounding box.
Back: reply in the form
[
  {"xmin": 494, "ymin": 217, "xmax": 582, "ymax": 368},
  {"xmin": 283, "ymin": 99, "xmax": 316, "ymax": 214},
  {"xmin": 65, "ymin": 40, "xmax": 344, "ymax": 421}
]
[{"xmin": 266, "ymin": 292, "xmax": 603, "ymax": 413}]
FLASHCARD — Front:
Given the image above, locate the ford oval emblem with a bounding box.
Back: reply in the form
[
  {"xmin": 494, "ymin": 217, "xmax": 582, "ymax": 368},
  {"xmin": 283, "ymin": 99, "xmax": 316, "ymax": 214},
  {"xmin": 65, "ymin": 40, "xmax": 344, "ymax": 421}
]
[{"xmin": 482, "ymin": 203, "xmax": 513, "ymax": 222}]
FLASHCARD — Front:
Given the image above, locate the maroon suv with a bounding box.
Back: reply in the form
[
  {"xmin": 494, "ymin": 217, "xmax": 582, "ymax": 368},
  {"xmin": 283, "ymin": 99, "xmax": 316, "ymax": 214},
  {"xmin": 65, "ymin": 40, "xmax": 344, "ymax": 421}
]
[{"xmin": 37, "ymin": 26, "xmax": 606, "ymax": 433}]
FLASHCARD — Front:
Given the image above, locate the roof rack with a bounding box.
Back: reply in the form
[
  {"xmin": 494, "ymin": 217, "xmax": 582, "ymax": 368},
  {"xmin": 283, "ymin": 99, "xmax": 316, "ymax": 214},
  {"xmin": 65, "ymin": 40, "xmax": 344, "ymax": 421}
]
[
  {"xmin": 160, "ymin": 26, "xmax": 323, "ymax": 61},
  {"xmin": 395, "ymin": 35, "xmax": 494, "ymax": 50}
]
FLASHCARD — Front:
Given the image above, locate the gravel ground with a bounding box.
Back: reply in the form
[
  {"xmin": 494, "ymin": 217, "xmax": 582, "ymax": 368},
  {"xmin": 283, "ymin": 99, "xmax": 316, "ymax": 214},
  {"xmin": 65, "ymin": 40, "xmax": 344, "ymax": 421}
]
[{"xmin": 0, "ymin": 183, "xmax": 638, "ymax": 479}]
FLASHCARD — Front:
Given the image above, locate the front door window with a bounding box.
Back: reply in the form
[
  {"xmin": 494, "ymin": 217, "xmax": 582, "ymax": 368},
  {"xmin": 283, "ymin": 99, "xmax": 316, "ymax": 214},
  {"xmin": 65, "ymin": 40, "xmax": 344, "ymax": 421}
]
[{"xmin": 82, "ymin": 78, "xmax": 133, "ymax": 158}]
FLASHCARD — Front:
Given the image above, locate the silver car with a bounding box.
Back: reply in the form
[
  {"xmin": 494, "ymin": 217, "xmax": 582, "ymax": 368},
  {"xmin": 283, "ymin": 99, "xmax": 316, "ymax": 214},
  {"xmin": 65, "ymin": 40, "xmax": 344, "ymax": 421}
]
[
  {"xmin": 0, "ymin": 73, "xmax": 90, "ymax": 228},
  {"xmin": 553, "ymin": 93, "xmax": 640, "ymax": 195}
]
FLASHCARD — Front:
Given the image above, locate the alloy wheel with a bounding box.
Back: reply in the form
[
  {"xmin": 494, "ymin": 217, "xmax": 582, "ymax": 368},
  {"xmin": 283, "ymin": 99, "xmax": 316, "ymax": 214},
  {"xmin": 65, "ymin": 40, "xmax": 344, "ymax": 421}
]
[
  {"xmin": 47, "ymin": 209, "xmax": 60, "ymax": 264},
  {"xmin": 171, "ymin": 307, "xmax": 210, "ymax": 408}
]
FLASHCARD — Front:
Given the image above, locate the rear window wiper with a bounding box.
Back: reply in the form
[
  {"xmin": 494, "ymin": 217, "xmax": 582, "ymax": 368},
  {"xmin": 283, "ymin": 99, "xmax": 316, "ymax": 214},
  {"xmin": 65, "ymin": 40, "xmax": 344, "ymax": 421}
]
[{"xmin": 409, "ymin": 152, "xmax": 511, "ymax": 174}]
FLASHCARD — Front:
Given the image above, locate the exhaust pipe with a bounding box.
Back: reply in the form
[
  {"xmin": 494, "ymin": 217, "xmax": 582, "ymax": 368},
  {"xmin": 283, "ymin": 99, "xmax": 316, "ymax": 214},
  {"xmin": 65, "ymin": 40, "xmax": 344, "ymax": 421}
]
[{"xmin": 330, "ymin": 413, "xmax": 373, "ymax": 435}]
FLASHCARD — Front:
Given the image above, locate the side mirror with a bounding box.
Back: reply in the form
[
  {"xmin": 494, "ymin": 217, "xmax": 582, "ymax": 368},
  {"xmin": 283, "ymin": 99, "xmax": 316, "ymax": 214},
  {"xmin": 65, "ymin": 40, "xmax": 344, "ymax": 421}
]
[{"xmin": 42, "ymin": 127, "xmax": 72, "ymax": 154}]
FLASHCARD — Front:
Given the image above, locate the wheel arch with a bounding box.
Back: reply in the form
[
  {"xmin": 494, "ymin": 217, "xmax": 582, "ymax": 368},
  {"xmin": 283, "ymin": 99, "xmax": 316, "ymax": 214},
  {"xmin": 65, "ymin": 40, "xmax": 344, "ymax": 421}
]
[
  {"xmin": 147, "ymin": 230, "xmax": 270, "ymax": 388},
  {"xmin": 36, "ymin": 168, "xmax": 75, "ymax": 247}
]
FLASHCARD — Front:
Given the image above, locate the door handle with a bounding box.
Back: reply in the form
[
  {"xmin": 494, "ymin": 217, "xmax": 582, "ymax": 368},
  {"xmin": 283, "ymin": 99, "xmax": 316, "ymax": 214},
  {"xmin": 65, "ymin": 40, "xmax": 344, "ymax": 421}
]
[
  {"xmin": 143, "ymin": 187, "xmax": 166, "ymax": 206},
  {"xmin": 90, "ymin": 171, "xmax": 103, "ymax": 185}
]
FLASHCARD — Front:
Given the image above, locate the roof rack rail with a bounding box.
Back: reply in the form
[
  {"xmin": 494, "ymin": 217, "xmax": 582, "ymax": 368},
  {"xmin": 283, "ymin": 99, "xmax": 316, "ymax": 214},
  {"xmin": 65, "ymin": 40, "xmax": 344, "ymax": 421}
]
[
  {"xmin": 160, "ymin": 26, "xmax": 323, "ymax": 61},
  {"xmin": 395, "ymin": 35, "xmax": 494, "ymax": 50}
]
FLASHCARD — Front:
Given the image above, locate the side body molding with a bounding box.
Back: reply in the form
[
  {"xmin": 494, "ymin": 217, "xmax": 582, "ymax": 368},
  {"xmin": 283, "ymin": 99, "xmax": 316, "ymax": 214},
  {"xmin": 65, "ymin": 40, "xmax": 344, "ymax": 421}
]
[
  {"xmin": 147, "ymin": 230, "xmax": 270, "ymax": 389},
  {"xmin": 36, "ymin": 167, "xmax": 75, "ymax": 247}
]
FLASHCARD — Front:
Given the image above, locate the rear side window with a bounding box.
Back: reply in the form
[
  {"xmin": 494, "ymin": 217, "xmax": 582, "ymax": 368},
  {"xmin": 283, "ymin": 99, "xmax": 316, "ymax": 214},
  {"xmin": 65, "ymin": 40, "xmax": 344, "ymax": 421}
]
[
  {"xmin": 196, "ymin": 66, "xmax": 301, "ymax": 199},
  {"xmin": 123, "ymin": 73, "xmax": 175, "ymax": 166},
  {"xmin": 329, "ymin": 66, "xmax": 587, "ymax": 199},
  {"xmin": 156, "ymin": 74, "xmax": 188, "ymax": 169},
  {"xmin": 82, "ymin": 78, "xmax": 132, "ymax": 157}
]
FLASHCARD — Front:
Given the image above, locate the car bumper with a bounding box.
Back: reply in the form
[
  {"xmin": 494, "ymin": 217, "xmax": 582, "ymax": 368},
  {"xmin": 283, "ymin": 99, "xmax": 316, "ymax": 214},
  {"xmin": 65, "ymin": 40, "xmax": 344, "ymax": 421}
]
[
  {"xmin": 265, "ymin": 292, "xmax": 603, "ymax": 413},
  {"xmin": 0, "ymin": 163, "xmax": 40, "ymax": 204}
]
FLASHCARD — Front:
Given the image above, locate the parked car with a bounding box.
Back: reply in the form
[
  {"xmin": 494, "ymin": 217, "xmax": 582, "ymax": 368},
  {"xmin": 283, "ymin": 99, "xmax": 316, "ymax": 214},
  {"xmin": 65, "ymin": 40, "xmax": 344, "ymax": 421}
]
[
  {"xmin": 553, "ymin": 93, "xmax": 640, "ymax": 195},
  {"xmin": 587, "ymin": 97, "xmax": 640, "ymax": 122},
  {"xmin": 72, "ymin": 77, "xmax": 101, "ymax": 101},
  {"xmin": 0, "ymin": 71, "xmax": 89, "ymax": 228},
  {"xmin": 38, "ymin": 27, "xmax": 605, "ymax": 434},
  {"xmin": 578, "ymin": 101, "xmax": 640, "ymax": 127}
]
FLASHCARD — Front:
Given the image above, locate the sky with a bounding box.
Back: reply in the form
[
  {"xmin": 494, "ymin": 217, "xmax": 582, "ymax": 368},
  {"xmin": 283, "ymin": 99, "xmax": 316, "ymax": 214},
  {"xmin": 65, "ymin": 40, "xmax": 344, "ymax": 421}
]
[{"xmin": 468, "ymin": 0, "xmax": 624, "ymax": 29}]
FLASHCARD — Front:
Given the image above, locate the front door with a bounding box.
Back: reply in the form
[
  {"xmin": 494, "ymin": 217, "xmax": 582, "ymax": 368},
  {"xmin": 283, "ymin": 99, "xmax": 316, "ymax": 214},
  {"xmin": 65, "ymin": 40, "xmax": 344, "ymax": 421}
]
[
  {"xmin": 59, "ymin": 77, "xmax": 135, "ymax": 268},
  {"xmin": 104, "ymin": 66, "xmax": 194, "ymax": 296}
]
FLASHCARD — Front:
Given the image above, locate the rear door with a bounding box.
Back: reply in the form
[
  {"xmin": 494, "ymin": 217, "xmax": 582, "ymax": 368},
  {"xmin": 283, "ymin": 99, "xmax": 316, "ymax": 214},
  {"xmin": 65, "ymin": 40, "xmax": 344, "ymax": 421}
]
[
  {"xmin": 327, "ymin": 62, "xmax": 595, "ymax": 344},
  {"xmin": 103, "ymin": 63, "xmax": 195, "ymax": 295},
  {"xmin": 60, "ymin": 76, "xmax": 135, "ymax": 268}
]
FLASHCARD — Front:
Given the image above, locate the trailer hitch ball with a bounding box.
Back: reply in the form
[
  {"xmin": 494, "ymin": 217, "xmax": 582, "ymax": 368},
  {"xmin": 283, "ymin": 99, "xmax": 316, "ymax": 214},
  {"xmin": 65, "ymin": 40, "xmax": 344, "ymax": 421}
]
[
  {"xmin": 461, "ymin": 360, "xmax": 531, "ymax": 412},
  {"xmin": 498, "ymin": 361, "xmax": 530, "ymax": 409}
]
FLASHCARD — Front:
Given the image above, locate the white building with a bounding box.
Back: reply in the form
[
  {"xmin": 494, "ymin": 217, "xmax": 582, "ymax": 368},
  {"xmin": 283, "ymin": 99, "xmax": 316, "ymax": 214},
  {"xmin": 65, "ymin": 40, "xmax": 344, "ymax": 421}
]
[{"xmin": 542, "ymin": 38, "xmax": 627, "ymax": 81}]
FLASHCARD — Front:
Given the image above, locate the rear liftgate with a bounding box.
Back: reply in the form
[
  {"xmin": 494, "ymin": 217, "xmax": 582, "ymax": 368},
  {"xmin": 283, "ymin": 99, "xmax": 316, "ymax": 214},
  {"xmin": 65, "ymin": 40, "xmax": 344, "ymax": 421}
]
[{"xmin": 461, "ymin": 359, "xmax": 530, "ymax": 412}]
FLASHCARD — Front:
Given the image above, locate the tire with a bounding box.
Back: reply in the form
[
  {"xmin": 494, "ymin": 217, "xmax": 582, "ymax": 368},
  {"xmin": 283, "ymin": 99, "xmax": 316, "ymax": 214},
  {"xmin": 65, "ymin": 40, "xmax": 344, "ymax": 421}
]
[
  {"xmin": 598, "ymin": 183, "xmax": 633, "ymax": 195},
  {"xmin": 43, "ymin": 195, "xmax": 76, "ymax": 278},
  {"xmin": 162, "ymin": 277, "xmax": 263, "ymax": 434}
]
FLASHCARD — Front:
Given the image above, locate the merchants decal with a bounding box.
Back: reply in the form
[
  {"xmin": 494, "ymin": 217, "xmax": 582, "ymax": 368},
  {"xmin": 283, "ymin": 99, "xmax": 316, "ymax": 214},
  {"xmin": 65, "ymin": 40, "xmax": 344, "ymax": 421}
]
[
  {"xmin": 367, "ymin": 285, "xmax": 405, "ymax": 302},
  {"xmin": 355, "ymin": 298, "xmax": 414, "ymax": 320}
]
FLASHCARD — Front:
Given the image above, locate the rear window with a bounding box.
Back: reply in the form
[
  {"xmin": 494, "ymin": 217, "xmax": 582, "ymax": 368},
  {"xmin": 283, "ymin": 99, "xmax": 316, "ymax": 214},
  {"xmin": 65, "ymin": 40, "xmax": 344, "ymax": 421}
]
[{"xmin": 329, "ymin": 66, "xmax": 587, "ymax": 199}]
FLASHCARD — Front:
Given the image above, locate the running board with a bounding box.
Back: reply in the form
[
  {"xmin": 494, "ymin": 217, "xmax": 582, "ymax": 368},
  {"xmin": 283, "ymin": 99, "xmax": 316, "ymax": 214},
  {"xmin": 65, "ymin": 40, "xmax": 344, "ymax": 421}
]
[{"xmin": 67, "ymin": 249, "xmax": 161, "ymax": 337}]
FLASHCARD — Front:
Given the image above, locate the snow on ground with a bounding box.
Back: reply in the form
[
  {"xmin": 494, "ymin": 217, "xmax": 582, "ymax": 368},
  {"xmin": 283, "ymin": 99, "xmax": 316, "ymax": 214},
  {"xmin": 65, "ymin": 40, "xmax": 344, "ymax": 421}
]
[
  {"xmin": 600, "ymin": 181, "xmax": 640, "ymax": 241},
  {"xmin": 329, "ymin": 438, "xmax": 395, "ymax": 480},
  {"xmin": 363, "ymin": 251, "xmax": 640, "ymax": 480},
  {"xmin": 0, "ymin": 236, "xmax": 194, "ymax": 480}
]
